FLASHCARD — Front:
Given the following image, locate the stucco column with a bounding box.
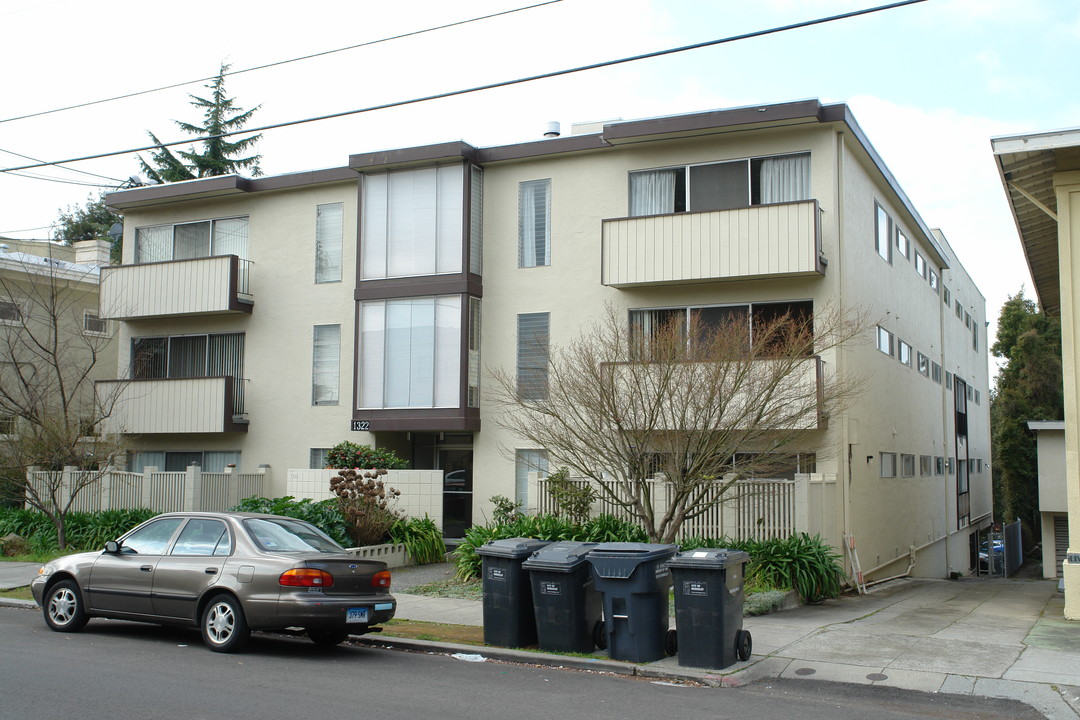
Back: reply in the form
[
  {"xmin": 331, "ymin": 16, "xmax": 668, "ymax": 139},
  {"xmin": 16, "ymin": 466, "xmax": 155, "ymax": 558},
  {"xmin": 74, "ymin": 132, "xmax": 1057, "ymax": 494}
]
[{"xmin": 1055, "ymin": 175, "xmax": 1080, "ymax": 619}]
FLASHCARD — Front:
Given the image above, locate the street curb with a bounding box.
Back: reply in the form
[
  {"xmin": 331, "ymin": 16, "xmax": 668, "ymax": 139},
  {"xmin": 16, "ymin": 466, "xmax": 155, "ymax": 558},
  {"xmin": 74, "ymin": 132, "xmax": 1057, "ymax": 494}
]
[{"xmin": 0, "ymin": 598, "xmax": 37, "ymax": 610}]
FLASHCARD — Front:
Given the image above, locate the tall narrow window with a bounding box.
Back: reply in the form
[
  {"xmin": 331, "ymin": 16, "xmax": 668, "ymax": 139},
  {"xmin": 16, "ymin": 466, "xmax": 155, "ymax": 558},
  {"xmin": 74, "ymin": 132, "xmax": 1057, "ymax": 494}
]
[
  {"xmin": 875, "ymin": 204, "xmax": 892, "ymax": 263},
  {"xmin": 469, "ymin": 166, "xmax": 483, "ymax": 276},
  {"xmin": 515, "ymin": 449, "xmax": 549, "ymax": 508},
  {"xmin": 896, "ymin": 229, "xmax": 909, "ymax": 260},
  {"xmin": 517, "ymin": 313, "xmax": 550, "ymax": 400},
  {"xmin": 468, "ymin": 298, "xmax": 481, "ymax": 408},
  {"xmin": 519, "ymin": 179, "xmax": 551, "ymax": 268},
  {"xmin": 315, "ymin": 203, "xmax": 343, "ymax": 283},
  {"xmin": 312, "ymin": 324, "xmax": 341, "ymax": 405},
  {"xmin": 875, "ymin": 326, "xmax": 893, "ymax": 356}
]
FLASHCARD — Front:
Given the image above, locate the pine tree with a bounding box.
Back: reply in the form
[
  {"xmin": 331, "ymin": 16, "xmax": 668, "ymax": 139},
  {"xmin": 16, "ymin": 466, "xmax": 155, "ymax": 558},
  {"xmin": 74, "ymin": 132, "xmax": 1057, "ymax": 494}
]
[
  {"xmin": 138, "ymin": 63, "xmax": 262, "ymax": 183},
  {"xmin": 53, "ymin": 191, "xmax": 123, "ymax": 263},
  {"xmin": 990, "ymin": 289, "xmax": 1063, "ymax": 535}
]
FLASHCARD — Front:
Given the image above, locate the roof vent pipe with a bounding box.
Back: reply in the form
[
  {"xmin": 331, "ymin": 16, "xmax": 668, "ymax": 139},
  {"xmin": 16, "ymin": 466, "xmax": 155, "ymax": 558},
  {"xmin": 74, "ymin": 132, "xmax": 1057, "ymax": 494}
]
[{"xmin": 543, "ymin": 121, "xmax": 561, "ymax": 138}]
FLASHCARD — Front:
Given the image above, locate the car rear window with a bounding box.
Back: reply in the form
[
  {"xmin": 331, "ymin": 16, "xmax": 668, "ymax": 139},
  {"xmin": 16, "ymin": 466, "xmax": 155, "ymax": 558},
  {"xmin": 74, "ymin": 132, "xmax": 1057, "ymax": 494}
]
[{"xmin": 243, "ymin": 518, "xmax": 344, "ymax": 553}]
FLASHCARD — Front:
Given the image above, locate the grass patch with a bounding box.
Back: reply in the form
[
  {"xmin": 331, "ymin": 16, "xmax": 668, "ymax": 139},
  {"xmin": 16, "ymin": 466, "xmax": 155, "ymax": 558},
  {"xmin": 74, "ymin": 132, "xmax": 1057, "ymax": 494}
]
[
  {"xmin": 379, "ymin": 618, "xmax": 485, "ymax": 645},
  {"xmin": 1, "ymin": 551, "xmax": 69, "ymax": 564},
  {"xmin": 405, "ymin": 578, "xmax": 482, "ymax": 601},
  {"xmin": 0, "ymin": 586, "xmax": 35, "ymax": 602}
]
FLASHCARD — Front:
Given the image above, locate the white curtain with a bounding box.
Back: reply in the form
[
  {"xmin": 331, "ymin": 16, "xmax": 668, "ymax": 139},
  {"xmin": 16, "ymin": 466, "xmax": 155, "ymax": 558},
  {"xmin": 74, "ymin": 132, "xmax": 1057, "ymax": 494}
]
[
  {"xmin": 135, "ymin": 225, "xmax": 171, "ymax": 263},
  {"xmin": 630, "ymin": 170, "xmax": 677, "ymax": 216},
  {"xmin": 311, "ymin": 324, "xmax": 340, "ymax": 405},
  {"xmin": 212, "ymin": 217, "xmax": 248, "ymax": 259},
  {"xmin": 315, "ymin": 204, "xmax": 343, "ymax": 283},
  {"xmin": 759, "ymin": 154, "xmax": 810, "ymax": 204},
  {"xmin": 518, "ymin": 179, "xmax": 550, "ymax": 267}
]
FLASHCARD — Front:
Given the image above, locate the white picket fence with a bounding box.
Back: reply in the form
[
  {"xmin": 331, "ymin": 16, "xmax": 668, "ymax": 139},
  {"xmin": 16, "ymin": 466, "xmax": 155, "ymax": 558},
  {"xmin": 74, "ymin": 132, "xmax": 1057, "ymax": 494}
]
[{"xmin": 26, "ymin": 466, "xmax": 266, "ymax": 513}]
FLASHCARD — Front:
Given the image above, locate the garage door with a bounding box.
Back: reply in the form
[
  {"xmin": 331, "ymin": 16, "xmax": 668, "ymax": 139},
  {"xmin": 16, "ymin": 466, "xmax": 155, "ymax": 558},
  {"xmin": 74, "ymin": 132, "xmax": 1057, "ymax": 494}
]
[{"xmin": 1055, "ymin": 515, "xmax": 1069, "ymax": 578}]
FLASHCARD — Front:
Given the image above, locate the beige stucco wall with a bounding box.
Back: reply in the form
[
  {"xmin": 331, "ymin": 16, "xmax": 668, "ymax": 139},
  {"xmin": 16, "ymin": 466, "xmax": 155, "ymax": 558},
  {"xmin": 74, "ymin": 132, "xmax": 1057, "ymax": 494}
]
[{"xmin": 114, "ymin": 179, "xmax": 373, "ymax": 495}]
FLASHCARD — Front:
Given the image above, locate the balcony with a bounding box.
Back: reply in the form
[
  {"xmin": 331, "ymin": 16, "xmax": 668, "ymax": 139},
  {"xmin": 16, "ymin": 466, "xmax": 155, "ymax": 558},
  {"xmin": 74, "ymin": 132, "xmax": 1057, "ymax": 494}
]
[
  {"xmin": 602, "ymin": 200, "xmax": 824, "ymax": 288},
  {"xmin": 99, "ymin": 255, "xmax": 252, "ymax": 320},
  {"xmin": 97, "ymin": 376, "xmax": 248, "ymax": 434}
]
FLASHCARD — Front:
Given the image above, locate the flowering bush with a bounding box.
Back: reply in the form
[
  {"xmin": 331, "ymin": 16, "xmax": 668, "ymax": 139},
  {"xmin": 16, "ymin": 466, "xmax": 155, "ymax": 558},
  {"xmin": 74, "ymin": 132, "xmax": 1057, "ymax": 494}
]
[{"xmin": 330, "ymin": 467, "xmax": 403, "ymax": 546}]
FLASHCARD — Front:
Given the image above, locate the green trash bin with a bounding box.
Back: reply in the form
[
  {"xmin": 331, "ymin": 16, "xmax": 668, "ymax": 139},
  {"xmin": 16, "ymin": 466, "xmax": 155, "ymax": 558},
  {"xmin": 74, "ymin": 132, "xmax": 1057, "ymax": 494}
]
[
  {"xmin": 476, "ymin": 537, "xmax": 551, "ymax": 647},
  {"xmin": 522, "ymin": 541, "xmax": 601, "ymax": 653},
  {"xmin": 586, "ymin": 542, "xmax": 678, "ymax": 662},
  {"xmin": 667, "ymin": 548, "xmax": 752, "ymax": 668}
]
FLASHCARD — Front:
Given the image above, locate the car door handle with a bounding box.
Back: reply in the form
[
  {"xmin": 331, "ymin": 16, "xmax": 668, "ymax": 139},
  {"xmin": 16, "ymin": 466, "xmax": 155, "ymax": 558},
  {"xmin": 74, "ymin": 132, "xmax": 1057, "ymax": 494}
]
[
  {"xmin": 205, "ymin": 568, "xmax": 218, "ymax": 575},
  {"xmin": 140, "ymin": 565, "xmax": 153, "ymax": 572}
]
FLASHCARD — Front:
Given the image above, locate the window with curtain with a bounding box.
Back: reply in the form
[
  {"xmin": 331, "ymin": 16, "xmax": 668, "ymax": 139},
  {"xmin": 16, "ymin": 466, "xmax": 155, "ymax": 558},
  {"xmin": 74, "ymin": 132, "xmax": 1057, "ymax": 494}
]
[
  {"xmin": 630, "ymin": 301, "xmax": 812, "ymax": 357},
  {"xmin": 518, "ymin": 179, "xmax": 550, "ymax": 267},
  {"xmin": 358, "ymin": 295, "xmax": 461, "ymax": 409},
  {"xmin": 361, "ymin": 165, "xmax": 464, "ymax": 280},
  {"xmin": 132, "ymin": 333, "xmax": 244, "ymax": 381},
  {"xmin": 135, "ymin": 217, "xmax": 249, "ymax": 264},
  {"xmin": 312, "ymin": 324, "xmax": 341, "ymax": 405},
  {"xmin": 468, "ymin": 297, "xmax": 481, "ymax": 408},
  {"xmin": 628, "ymin": 152, "xmax": 809, "ymax": 217},
  {"xmin": 517, "ymin": 312, "xmax": 550, "ymax": 400},
  {"xmin": 470, "ymin": 166, "xmax": 483, "ymax": 276},
  {"xmin": 315, "ymin": 203, "xmax": 343, "ymax": 283}
]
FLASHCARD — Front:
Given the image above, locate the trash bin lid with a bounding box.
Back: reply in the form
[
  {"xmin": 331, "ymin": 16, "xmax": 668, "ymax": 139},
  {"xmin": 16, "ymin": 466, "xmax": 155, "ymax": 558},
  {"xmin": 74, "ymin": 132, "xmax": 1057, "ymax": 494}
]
[
  {"xmin": 475, "ymin": 537, "xmax": 551, "ymax": 559},
  {"xmin": 665, "ymin": 548, "xmax": 750, "ymax": 570},
  {"xmin": 585, "ymin": 542, "xmax": 678, "ymax": 578},
  {"xmin": 522, "ymin": 541, "xmax": 598, "ymax": 572}
]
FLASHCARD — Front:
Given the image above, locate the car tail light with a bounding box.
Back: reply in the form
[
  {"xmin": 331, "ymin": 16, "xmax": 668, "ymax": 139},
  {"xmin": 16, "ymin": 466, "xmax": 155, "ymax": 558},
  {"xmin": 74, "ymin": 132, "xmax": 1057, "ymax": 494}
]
[
  {"xmin": 279, "ymin": 568, "xmax": 335, "ymax": 588},
  {"xmin": 371, "ymin": 570, "xmax": 391, "ymax": 589}
]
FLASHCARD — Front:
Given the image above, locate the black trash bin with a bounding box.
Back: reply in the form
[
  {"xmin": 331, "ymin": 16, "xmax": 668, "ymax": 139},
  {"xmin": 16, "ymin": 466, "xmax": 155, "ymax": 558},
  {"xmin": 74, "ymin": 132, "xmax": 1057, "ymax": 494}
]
[
  {"xmin": 522, "ymin": 541, "xmax": 601, "ymax": 653},
  {"xmin": 476, "ymin": 537, "xmax": 551, "ymax": 647},
  {"xmin": 666, "ymin": 548, "xmax": 752, "ymax": 669},
  {"xmin": 586, "ymin": 542, "xmax": 678, "ymax": 662}
]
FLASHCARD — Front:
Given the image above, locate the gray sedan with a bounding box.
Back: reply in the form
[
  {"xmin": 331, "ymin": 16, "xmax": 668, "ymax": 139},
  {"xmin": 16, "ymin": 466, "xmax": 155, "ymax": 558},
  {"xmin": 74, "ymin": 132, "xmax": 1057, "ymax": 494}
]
[{"xmin": 31, "ymin": 511, "xmax": 396, "ymax": 652}]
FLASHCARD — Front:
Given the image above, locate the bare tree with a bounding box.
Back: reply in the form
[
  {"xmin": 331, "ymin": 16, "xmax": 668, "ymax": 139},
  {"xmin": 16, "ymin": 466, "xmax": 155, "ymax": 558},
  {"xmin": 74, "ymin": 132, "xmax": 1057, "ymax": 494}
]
[
  {"xmin": 490, "ymin": 304, "xmax": 867, "ymax": 543},
  {"xmin": 0, "ymin": 251, "xmax": 125, "ymax": 548}
]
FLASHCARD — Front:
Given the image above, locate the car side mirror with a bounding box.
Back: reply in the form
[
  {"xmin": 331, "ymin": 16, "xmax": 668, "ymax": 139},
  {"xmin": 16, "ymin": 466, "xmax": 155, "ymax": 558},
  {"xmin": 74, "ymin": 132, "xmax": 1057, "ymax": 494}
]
[{"xmin": 105, "ymin": 540, "xmax": 121, "ymax": 554}]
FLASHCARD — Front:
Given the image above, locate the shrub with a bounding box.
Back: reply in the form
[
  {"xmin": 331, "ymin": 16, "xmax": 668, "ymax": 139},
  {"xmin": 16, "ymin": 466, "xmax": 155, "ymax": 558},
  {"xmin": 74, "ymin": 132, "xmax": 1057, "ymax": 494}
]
[
  {"xmin": 325, "ymin": 441, "xmax": 408, "ymax": 470},
  {"xmin": 230, "ymin": 496, "xmax": 350, "ymax": 546},
  {"xmin": 544, "ymin": 467, "xmax": 596, "ymax": 524},
  {"xmin": 489, "ymin": 495, "xmax": 521, "ymax": 525},
  {"xmin": 330, "ymin": 468, "xmax": 402, "ymax": 546},
  {"xmin": 0, "ymin": 507, "xmax": 158, "ymax": 554},
  {"xmin": 388, "ymin": 515, "xmax": 445, "ymax": 565}
]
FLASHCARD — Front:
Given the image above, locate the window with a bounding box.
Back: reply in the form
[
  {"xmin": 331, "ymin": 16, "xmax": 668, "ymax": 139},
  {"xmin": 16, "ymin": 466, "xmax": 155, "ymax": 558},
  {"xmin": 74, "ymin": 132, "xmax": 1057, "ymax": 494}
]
[
  {"xmin": 944, "ymin": 287, "xmax": 951, "ymax": 306},
  {"xmin": 0, "ymin": 300, "xmax": 21, "ymax": 324},
  {"xmin": 517, "ymin": 312, "xmax": 550, "ymax": 401},
  {"xmin": 120, "ymin": 518, "xmax": 184, "ymax": 555},
  {"xmin": 896, "ymin": 229, "xmax": 909, "ymax": 260},
  {"xmin": 914, "ymin": 251, "xmax": 926, "ymax": 279},
  {"xmin": 135, "ymin": 217, "xmax": 248, "ymax": 263},
  {"xmin": 875, "ymin": 204, "xmax": 892, "ymax": 263},
  {"xmin": 898, "ymin": 340, "xmax": 911, "ymax": 367},
  {"xmin": 84, "ymin": 310, "xmax": 107, "ymax": 335},
  {"xmin": 310, "ymin": 448, "xmax": 330, "ymax": 469},
  {"xmin": 359, "ymin": 295, "xmax": 462, "ymax": 409},
  {"xmin": 947, "ymin": 457, "xmax": 955, "ymax": 475},
  {"xmin": 132, "ymin": 333, "xmax": 246, "ymax": 414},
  {"xmin": 361, "ymin": 165, "xmax": 465, "ymax": 280},
  {"xmin": 946, "ymin": 371, "xmax": 953, "ymax": 389},
  {"xmin": 920, "ymin": 455, "xmax": 932, "ymax": 477},
  {"xmin": 929, "ymin": 269, "xmax": 939, "ymax": 293},
  {"xmin": 880, "ymin": 452, "xmax": 897, "ymax": 478},
  {"xmin": 974, "ymin": 389, "xmax": 981, "ymax": 405},
  {"xmin": 629, "ymin": 153, "xmax": 809, "ymax": 217},
  {"xmin": 972, "ymin": 325, "xmax": 979, "ymax": 352},
  {"xmin": 171, "ymin": 519, "xmax": 230, "ymax": 557},
  {"xmin": 0, "ymin": 415, "xmax": 14, "ymax": 435},
  {"xmin": 312, "ymin": 324, "xmax": 340, "ymax": 405},
  {"xmin": 315, "ymin": 202, "xmax": 343, "ymax": 283},
  {"xmin": 515, "ymin": 449, "xmax": 549, "ymax": 508},
  {"xmin": 519, "ymin": 179, "xmax": 551, "ymax": 267},
  {"xmin": 901, "ymin": 453, "xmax": 915, "ymax": 477},
  {"xmin": 875, "ymin": 326, "xmax": 893, "ymax": 356},
  {"xmin": 964, "ymin": 311, "xmax": 972, "ymax": 329},
  {"xmin": 467, "ymin": 298, "xmax": 481, "ymax": 408},
  {"xmin": 917, "ymin": 352, "xmax": 929, "ymax": 376},
  {"xmin": 931, "ymin": 362, "xmax": 942, "ymax": 383},
  {"xmin": 955, "ymin": 300, "xmax": 962, "ymax": 319},
  {"xmin": 631, "ymin": 301, "xmax": 813, "ymax": 357},
  {"xmin": 470, "ymin": 166, "xmax": 483, "ymax": 275},
  {"xmin": 935, "ymin": 456, "xmax": 945, "ymax": 475}
]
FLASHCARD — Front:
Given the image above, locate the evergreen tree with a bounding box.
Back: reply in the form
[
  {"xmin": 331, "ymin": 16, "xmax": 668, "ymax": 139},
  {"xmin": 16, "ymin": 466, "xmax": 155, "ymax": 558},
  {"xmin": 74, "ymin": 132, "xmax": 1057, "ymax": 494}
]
[
  {"xmin": 53, "ymin": 191, "xmax": 122, "ymax": 263},
  {"xmin": 138, "ymin": 63, "xmax": 262, "ymax": 183},
  {"xmin": 990, "ymin": 289, "xmax": 1063, "ymax": 535}
]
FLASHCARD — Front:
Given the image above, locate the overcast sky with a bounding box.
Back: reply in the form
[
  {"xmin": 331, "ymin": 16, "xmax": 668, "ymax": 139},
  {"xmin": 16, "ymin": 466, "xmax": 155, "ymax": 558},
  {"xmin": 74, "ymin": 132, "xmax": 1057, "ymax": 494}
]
[{"xmin": 1, "ymin": 0, "xmax": 1076, "ymax": 370}]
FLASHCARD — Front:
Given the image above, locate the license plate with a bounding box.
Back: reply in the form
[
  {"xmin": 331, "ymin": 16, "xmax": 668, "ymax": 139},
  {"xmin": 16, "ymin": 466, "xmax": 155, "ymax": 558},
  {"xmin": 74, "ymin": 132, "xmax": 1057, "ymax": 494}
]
[{"xmin": 346, "ymin": 607, "xmax": 369, "ymax": 624}]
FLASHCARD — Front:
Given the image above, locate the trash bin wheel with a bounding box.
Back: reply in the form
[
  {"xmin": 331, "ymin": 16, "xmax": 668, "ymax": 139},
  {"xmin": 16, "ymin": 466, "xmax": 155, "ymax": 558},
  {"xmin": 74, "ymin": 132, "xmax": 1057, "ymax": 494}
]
[
  {"xmin": 665, "ymin": 628, "xmax": 678, "ymax": 657},
  {"xmin": 593, "ymin": 620, "xmax": 607, "ymax": 651},
  {"xmin": 735, "ymin": 629, "xmax": 752, "ymax": 661}
]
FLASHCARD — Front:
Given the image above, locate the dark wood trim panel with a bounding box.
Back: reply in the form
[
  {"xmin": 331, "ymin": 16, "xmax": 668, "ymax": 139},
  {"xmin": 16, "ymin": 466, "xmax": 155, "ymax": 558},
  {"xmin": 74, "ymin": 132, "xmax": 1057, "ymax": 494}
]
[
  {"xmin": 349, "ymin": 142, "xmax": 479, "ymax": 172},
  {"xmin": 350, "ymin": 408, "xmax": 481, "ymax": 433},
  {"xmin": 354, "ymin": 275, "xmax": 481, "ymax": 301},
  {"xmin": 106, "ymin": 168, "xmax": 357, "ymax": 210}
]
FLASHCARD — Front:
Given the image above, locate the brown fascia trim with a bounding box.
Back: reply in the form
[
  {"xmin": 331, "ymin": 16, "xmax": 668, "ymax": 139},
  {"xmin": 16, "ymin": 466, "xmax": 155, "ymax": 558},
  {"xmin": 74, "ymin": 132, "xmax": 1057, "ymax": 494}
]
[
  {"xmin": 349, "ymin": 141, "xmax": 480, "ymax": 172},
  {"xmin": 819, "ymin": 104, "xmax": 950, "ymax": 270},
  {"xmin": 597, "ymin": 99, "xmax": 827, "ymax": 145},
  {"xmin": 351, "ymin": 408, "xmax": 481, "ymax": 433},
  {"xmin": 105, "ymin": 168, "xmax": 357, "ymax": 211},
  {"xmin": 354, "ymin": 274, "xmax": 482, "ymax": 301}
]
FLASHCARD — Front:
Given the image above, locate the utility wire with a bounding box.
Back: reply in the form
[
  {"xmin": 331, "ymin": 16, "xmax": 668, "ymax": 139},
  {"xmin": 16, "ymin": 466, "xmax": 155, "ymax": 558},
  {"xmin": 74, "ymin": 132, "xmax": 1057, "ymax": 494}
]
[
  {"xmin": 1, "ymin": 0, "xmax": 926, "ymax": 174},
  {"xmin": 0, "ymin": 1, "xmax": 562, "ymax": 125},
  {"xmin": 2, "ymin": 170, "xmax": 114, "ymax": 188},
  {"xmin": 0, "ymin": 146, "xmax": 125, "ymax": 184}
]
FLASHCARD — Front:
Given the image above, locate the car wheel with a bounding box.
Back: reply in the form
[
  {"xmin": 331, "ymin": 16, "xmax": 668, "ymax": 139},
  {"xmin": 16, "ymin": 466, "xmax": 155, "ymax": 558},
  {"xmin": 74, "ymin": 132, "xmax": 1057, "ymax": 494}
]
[
  {"xmin": 201, "ymin": 594, "xmax": 250, "ymax": 653},
  {"xmin": 735, "ymin": 629, "xmax": 753, "ymax": 661},
  {"xmin": 307, "ymin": 629, "xmax": 350, "ymax": 647},
  {"xmin": 665, "ymin": 628, "xmax": 678, "ymax": 657},
  {"xmin": 43, "ymin": 579, "xmax": 89, "ymax": 632}
]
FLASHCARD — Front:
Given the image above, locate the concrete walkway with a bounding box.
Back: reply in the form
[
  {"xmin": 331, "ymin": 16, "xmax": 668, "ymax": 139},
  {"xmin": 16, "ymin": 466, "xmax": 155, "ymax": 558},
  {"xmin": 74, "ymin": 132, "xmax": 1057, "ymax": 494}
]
[{"xmin": 5, "ymin": 560, "xmax": 1078, "ymax": 718}]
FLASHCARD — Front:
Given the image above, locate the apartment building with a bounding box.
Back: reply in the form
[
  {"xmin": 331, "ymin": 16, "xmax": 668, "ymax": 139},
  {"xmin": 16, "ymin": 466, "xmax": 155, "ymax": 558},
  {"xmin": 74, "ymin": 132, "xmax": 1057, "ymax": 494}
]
[{"xmin": 103, "ymin": 99, "xmax": 991, "ymax": 577}]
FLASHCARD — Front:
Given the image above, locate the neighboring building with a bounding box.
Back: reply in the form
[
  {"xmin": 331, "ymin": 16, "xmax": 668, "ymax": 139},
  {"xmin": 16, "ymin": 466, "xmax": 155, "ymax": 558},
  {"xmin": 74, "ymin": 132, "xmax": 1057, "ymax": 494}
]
[
  {"xmin": 104, "ymin": 99, "xmax": 992, "ymax": 579},
  {"xmin": 994, "ymin": 128, "xmax": 1080, "ymax": 618},
  {"xmin": 1027, "ymin": 421, "xmax": 1070, "ymax": 583}
]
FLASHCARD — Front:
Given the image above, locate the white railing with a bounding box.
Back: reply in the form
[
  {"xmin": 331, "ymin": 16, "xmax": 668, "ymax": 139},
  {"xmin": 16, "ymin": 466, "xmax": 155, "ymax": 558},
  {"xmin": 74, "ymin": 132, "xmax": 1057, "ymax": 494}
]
[
  {"xmin": 25, "ymin": 466, "xmax": 268, "ymax": 513},
  {"xmin": 532, "ymin": 474, "xmax": 828, "ymax": 541}
]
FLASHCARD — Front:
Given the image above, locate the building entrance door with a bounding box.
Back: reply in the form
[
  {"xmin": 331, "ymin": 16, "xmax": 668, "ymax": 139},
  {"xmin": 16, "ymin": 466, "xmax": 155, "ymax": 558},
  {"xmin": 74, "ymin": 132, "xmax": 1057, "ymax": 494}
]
[{"xmin": 439, "ymin": 444, "xmax": 473, "ymax": 538}]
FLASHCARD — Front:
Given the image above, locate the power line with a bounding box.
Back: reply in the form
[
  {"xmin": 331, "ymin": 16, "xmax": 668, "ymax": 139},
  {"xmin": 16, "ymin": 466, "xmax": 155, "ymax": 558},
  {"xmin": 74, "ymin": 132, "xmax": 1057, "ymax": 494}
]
[
  {"xmin": 0, "ymin": 146, "xmax": 125, "ymax": 184},
  {"xmin": 3, "ymin": 170, "xmax": 114, "ymax": 188},
  {"xmin": 0, "ymin": 1, "xmax": 562, "ymax": 125},
  {"xmin": 0, "ymin": 0, "xmax": 926, "ymax": 175}
]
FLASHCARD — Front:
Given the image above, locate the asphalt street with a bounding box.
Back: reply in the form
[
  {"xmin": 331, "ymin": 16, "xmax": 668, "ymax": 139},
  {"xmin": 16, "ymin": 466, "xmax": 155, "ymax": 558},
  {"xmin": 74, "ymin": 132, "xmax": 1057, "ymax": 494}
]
[{"xmin": 0, "ymin": 604, "xmax": 1044, "ymax": 720}]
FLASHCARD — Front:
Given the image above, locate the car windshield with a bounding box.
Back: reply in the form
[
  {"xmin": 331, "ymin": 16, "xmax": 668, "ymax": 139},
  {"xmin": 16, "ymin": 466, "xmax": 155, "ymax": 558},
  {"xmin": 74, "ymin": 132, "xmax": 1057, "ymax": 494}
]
[{"xmin": 243, "ymin": 518, "xmax": 345, "ymax": 553}]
